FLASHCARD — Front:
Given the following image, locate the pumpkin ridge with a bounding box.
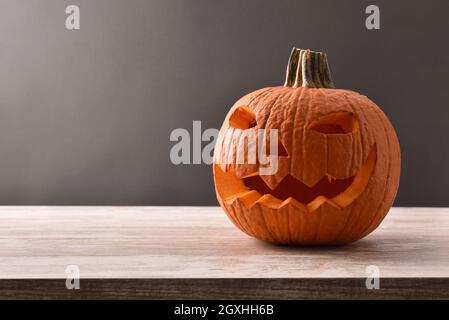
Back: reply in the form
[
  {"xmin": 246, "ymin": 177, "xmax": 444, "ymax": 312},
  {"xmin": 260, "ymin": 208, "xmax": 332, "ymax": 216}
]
[
  {"xmin": 226, "ymin": 203, "xmax": 251, "ymax": 236},
  {"xmin": 256, "ymin": 87, "xmax": 288, "ymax": 130},
  {"xmin": 247, "ymin": 87, "xmax": 277, "ymax": 118},
  {"xmin": 341, "ymin": 95, "xmax": 378, "ymax": 237},
  {"xmin": 345, "ymin": 92, "xmax": 366, "ymax": 159},
  {"xmin": 360, "ymin": 106, "xmax": 399, "ymax": 237},
  {"xmin": 247, "ymin": 87, "xmax": 274, "ymax": 106},
  {"xmin": 301, "ymin": 88, "xmax": 323, "ymax": 184},
  {"xmin": 341, "ymin": 91, "xmax": 363, "ymax": 177},
  {"xmin": 289, "ymin": 87, "xmax": 306, "ymax": 181},
  {"xmin": 343, "ymin": 93, "xmax": 390, "ymax": 239},
  {"xmin": 293, "ymin": 88, "xmax": 310, "ymax": 182},
  {"xmin": 260, "ymin": 86, "xmax": 299, "ymax": 188},
  {"xmin": 284, "ymin": 204, "xmax": 293, "ymax": 243},
  {"xmin": 254, "ymin": 201, "xmax": 279, "ymax": 241},
  {"xmin": 313, "ymin": 211, "xmax": 323, "ymax": 243},
  {"xmin": 327, "ymin": 95, "xmax": 362, "ymax": 242},
  {"xmin": 249, "ymin": 88, "xmax": 290, "ymax": 188},
  {"xmin": 234, "ymin": 200, "xmax": 257, "ymax": 237}
]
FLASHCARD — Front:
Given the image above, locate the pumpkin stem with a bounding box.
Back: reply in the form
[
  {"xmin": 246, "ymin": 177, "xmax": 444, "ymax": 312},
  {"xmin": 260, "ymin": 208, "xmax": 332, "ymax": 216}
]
[{"xmin": 284, "ymin": 48, "xmax": 335, "ymax": 88}]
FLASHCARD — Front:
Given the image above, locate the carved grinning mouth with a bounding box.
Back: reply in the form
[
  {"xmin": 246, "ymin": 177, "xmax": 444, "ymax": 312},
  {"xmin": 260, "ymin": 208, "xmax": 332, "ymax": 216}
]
[
  {"xmin": 215, "ymin": 146, "xmax": 376, "ymax": 212},
  {"xmin": 243, "ymin": 173, "xmax": 354, "ymax": 204}
]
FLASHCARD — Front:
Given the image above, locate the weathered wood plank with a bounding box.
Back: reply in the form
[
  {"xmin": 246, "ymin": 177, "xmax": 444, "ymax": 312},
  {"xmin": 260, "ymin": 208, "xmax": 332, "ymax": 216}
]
[
  {"xmin": 0, "ymin": 206, "xmax": 448, "ymax": 279},
  {"xmin": 0, "ymin": 206, "xmax": 448, "ymax": 298},
  {"xmin": 1, "ymin": 278, "xmax": 448, "ymax": 300}
]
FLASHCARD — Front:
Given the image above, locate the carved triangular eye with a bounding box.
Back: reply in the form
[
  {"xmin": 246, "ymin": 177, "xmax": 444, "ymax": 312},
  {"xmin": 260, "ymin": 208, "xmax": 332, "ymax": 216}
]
[
  {"xmin": 229, "ymin": 106, "xmax": 257, "ymax": 129},
  {"xmin": 308, "ymin": 111, "xmax": 359, "ymax": 134}
]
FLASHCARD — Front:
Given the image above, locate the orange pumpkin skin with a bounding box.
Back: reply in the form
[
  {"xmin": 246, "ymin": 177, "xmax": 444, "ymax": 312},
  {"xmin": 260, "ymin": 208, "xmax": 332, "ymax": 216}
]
[{"xmin": 213, "ymin": 49, "xmax": 400, "ymax": 245}]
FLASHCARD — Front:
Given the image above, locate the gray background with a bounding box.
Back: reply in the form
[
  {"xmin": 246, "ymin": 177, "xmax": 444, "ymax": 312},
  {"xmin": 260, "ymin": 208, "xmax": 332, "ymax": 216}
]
[{"xmin": 0, "ymin": 0, "xmax": 447, "ymax": 206}]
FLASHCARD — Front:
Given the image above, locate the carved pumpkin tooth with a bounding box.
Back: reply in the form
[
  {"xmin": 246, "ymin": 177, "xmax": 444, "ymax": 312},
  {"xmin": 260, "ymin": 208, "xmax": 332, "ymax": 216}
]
[
  {"xmin": 234, "ymin": 190, "xmax": 262, "ymax": 208},
  {"xmin": 307, "ymin": 196, "xmax": 341, "ymax": 213},
  {"xmin": 280, "ymin": 197, "xmax": 307, "ymax": 210},
  {"xmin": 213, "ymin": 48, "xmax": 401, "ymax": 245},
  {"xmin": 255, "ymin": 194, "xmax": 283, "ymax": 209}
]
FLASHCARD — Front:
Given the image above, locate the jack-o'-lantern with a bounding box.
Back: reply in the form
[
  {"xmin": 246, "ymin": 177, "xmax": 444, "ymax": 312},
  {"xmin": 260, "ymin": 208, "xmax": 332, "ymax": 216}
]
[{"xmin": 213, "ymin": 48, "xmax": 400, "ymax": 245}]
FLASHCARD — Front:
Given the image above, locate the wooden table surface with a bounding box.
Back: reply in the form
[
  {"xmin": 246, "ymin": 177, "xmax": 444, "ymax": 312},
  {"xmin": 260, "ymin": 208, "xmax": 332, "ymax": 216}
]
[{"xmin": 0, "ymin": 206, "xmax": 448, "ymax": 299}]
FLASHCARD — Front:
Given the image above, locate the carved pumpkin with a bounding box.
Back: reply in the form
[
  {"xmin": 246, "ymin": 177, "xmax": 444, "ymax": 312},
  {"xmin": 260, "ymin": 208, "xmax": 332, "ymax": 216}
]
[{"xmin": 213, "ymin": 48, "xmax": 400, "ymax": 245}]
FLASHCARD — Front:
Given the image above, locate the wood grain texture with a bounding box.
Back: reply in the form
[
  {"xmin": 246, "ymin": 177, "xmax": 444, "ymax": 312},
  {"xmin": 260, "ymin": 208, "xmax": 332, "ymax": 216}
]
[
  {"xmin": 1, "ymin": 279, "xmax": 448, "ymax": 300},
  {"xmin": 0, "ymin": 206, "xmax": 448, "ymax": 299}
]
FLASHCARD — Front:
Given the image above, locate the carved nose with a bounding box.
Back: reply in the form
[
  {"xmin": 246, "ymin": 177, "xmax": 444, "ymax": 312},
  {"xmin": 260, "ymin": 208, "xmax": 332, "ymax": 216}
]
[{"xmin": 289, "ymin": 129, "xmax": 327, "ymax": 187}]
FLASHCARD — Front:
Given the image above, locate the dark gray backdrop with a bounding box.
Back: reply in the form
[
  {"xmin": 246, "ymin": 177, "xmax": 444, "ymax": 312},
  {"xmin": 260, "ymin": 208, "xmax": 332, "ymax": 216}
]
[{"xmin": 0, "ymin": 0, "xmax": 447, "ymax": 205}]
